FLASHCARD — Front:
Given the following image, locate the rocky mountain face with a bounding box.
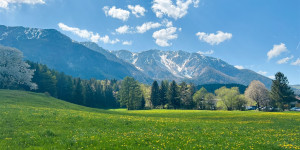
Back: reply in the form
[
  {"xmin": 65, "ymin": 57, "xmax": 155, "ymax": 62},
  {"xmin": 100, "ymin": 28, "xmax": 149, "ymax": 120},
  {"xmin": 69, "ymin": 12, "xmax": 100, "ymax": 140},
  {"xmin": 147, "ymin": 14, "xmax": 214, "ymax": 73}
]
[
  {"xmin": 112, "ymin": 50, "xmax": 272, "ymax": 88},
  {"xmin": 0, "ymin": 25, "xmax": 152, "ymax": 83}
]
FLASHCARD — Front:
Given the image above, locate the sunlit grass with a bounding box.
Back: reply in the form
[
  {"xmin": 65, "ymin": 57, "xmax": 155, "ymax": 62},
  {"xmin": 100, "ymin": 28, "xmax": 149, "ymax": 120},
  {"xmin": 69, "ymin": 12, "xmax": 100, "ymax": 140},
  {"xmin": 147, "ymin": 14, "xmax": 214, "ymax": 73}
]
[{"xmin": 0, "ymin": 90, "xmax": 299, "ymax": 149}]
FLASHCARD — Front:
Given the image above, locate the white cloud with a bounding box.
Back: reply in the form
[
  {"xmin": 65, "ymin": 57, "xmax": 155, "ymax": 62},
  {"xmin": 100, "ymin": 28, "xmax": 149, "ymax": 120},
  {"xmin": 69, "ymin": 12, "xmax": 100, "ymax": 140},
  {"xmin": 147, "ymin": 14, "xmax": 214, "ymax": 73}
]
[
  {"xmin": 136, "ymin": 22, "xmax": 161, "ymax": 33},
  {"xmin": 152, "ymin": 0, "xmax": 199, "ymax": 20},
  {"xmin": 128, "ymin": 5, "xmax": 146, "ymax": 17},
  {"xmin": 257, "ymin": 71, "xmax": 267, "ymax": 76},
  {"xmin": 268, "ymin": 75, "xmax": 275, "ymax": 80},
  {"xmin": 153, "ymin": 27, "xmax": 178, "ymax": 47},
  {"xmin": 110, "ymin": 38, "xmax": 120, "ymax": 44},
  {"xmin": 58, "ymin": 23, "xmax": 119, "ymax": 44},
  {"xmin": 234, "ymin": 65, "xmax": 244, "ymax": 70},
  {"xmin": 196, "ymin": 31, "xmax": 232, "ymax": 45},
  {"xmin": 58, "ymin": 23, "xmax": 92, "ymax": 39},
  {"xmin": 291, "ymin": 58, "xmax": 300, "ymax": 66},
  {"xmin": 162, "ymin": 19, "xmax": 173, "ymax": 27},
  {"xmin": 115, "ymin": 25, "xmax": 131, "ymax": 34},
  {"xmin": 0, "ymin": 0, "xmax": 45, "ymax": 9},
  {"xmin": 267, "ymin": 43, "xmax": 288, "ymax": 60},
  {"xmin": 115, "ymin": 20, "xmax": 172, "ymax": 35},
  {"xmin": 277, "ymin": 55, "xmax": 294, "ymax": 64},
  {"xmin": 103, "ymin": 6, "xmax": 130, "ymax": 21},
  {"xmin": 197, "ymin": 50, "xmax": 214, "ymax": 55},
  {"xmin": 193, "ymin": 0, "xmax": 200, "ymax": 8},
  {"xmin": 122, "ymin": 41, "xmax": 132, "ymax": 45}
]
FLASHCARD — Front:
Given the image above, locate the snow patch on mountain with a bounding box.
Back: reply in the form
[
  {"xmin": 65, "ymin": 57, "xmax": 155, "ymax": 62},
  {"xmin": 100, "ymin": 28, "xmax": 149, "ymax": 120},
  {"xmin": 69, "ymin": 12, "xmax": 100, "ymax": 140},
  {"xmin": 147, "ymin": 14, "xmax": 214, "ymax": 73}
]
[{"xmin": 24, "ymin": 28, "xmax": 44, "ymax": 39}]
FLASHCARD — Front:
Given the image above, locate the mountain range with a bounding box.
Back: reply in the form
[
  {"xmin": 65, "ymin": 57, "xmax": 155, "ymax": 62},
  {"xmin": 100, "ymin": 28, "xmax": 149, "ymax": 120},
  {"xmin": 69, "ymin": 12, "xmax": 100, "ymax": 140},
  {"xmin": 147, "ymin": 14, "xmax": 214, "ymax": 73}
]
[
  {"xmin": 0, "ymin": 25, "xmax": 272, "ymax": 88},
  {"xmin": 111, "ymin": 49, "xmax": 272, "ymax": 88},
  {"xmin": 0, "ymin": 25, "xmax": 151, "ymax": 83}
]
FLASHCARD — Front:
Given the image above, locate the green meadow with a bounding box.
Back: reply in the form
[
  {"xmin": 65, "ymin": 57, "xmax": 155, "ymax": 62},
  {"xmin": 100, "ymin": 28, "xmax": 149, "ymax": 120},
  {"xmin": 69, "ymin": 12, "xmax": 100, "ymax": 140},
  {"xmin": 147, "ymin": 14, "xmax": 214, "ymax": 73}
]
[{"xmin": 0, "ymin": 90, "xmax": 299, "ymax": 150}]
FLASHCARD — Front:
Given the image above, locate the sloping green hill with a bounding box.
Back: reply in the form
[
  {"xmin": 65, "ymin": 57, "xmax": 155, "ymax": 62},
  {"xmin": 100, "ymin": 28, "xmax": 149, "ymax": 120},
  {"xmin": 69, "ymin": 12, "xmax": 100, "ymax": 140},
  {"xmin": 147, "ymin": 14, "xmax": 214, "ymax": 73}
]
[{"xmin": 0, "ymin": 90, "xmax": 299, "ymax": 149}]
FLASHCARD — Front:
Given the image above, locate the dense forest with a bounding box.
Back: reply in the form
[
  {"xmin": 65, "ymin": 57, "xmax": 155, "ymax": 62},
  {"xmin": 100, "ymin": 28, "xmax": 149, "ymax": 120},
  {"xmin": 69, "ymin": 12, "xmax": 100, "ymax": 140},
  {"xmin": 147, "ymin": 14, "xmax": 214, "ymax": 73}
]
[
  {"xmin": 24, "ymin": 61, "xmax": 120, "ymax": 108},
  {"xmin": 197, "ymin": 84, "xmax": 247, "ymax": 94}
]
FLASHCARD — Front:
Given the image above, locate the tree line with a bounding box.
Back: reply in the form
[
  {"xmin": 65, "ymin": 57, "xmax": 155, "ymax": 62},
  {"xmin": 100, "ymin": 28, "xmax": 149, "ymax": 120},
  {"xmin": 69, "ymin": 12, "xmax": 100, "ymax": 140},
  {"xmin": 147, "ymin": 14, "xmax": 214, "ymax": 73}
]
[
  {"xmin": 1, "ymin": 46, "xmax": 297, "ymax": 111},
  {"xmin": 145, "ymin": 72, "xmax": 297, "ymax": 111},
  {"xmin": 25, "ymin": 61, "xmax": 120, "ymax": 108}
]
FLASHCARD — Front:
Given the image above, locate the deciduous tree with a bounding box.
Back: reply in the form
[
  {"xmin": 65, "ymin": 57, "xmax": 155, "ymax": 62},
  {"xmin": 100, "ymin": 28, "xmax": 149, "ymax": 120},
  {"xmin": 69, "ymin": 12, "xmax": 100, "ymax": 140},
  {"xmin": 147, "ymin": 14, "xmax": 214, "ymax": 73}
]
[
  {"xmin": 245, "ymin": 80, "xmax": 270, "ymax": 110},
  {"xmin": 0, "ymin": 46, "xmax": 36, "ymax": 90},
  {"xmin": 193, "ymin": 87, "xmax": 208, "ymax": 109}
]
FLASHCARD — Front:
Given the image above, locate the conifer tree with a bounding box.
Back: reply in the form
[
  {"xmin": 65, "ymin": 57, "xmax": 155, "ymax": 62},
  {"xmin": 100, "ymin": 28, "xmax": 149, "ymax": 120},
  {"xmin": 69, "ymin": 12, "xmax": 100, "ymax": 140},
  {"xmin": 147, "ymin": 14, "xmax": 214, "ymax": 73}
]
[
  {"xmin": 180, "ymin": 82, "xmax": 193, "ymax": 109},
  {"xmin": 150, "ymin": 81, "xmax": 160, "ymax": 108},
  {"xmin": 31, "ymin": 64, "xmax": 57, "ymax": 97},
  {"xmin": 270, "ymin": 72, "xmax": 296, "ymax": 110},
  {"xmin": 120, "ymin": 77, "xmax": 143, "ymax": 110},
  {"xmin": 159, "ymin": 80, "xmax": 169, "ymax": 106},
  {"xmin": 141, "ymin": 95, "xmax": 146, "ymax": 109},
  {"xmin": 56, "ymin": 72, "xmax": 73, "ymax": 101},
  {"xmin": 73, "ymin": 78, "xmax": 85, "ymax": 105},
  {"xmin": 168, "ymin": 80, "xmax": 180, "ymax": 109}
]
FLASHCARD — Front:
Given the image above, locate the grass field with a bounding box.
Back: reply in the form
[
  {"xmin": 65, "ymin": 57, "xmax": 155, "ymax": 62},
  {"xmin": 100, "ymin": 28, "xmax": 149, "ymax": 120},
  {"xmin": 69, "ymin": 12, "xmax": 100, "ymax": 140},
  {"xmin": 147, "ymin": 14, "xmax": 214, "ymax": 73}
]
[{"xmin": 0, "ymin": 90, "xmax": 299, "ymax": 149}]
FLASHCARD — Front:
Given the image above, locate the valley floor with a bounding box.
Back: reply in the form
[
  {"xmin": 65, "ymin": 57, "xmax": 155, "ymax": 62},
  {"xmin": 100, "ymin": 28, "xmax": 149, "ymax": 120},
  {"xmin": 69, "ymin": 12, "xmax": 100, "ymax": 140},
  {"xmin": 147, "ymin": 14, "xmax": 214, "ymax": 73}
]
[{"xmin": 0, "ymin": 90, "xmax": 299, "ymax": 149}]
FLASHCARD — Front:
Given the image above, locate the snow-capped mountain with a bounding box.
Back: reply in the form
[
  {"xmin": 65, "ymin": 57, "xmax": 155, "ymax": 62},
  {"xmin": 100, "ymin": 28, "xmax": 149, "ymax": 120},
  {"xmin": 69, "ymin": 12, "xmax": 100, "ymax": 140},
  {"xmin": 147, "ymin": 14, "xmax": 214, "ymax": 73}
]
[{"xmin": 112, "ymin": 50, "xmax": 272, "ymax": 88}]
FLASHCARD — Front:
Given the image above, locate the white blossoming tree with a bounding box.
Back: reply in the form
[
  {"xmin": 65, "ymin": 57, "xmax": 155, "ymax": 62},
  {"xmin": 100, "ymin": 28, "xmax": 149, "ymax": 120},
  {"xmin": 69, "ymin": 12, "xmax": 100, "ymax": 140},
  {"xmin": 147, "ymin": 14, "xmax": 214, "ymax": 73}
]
[
  {"xmin": 0, "ymin": 46, "xmax": 37, "ymax": 90},
  {"xmin": 245, "ymin": 80, "xmax": 270, "ymax": 110}
]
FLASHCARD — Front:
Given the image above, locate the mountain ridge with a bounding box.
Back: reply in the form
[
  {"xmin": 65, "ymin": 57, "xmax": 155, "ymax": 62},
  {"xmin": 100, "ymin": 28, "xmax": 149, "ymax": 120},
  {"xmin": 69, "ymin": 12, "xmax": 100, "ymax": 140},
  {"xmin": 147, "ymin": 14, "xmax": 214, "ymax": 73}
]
[
  {"xmin": 112, "ymin": 49, "xmax": 272, "ymax": 88},
  {"xmin": 0, "ymin": 24, "xmax": 272, "ymax": 87},
  {"xmin": 0, "ymin": 25, "xmax": 152, "ymax": 83}
]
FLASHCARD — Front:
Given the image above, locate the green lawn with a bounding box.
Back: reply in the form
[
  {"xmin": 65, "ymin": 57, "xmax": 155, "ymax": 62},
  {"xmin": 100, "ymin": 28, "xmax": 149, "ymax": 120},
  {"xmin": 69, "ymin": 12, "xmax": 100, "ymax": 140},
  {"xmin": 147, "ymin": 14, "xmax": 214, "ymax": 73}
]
[{"xmin": 0, "ymin": 90, "xmax": 299, "ymax": 149}]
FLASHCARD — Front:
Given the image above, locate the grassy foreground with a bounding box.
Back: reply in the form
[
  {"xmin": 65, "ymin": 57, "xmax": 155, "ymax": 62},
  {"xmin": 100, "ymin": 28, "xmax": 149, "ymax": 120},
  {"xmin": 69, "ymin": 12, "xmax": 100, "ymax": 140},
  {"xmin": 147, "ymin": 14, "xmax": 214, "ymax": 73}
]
[{"xmin": 0, "ymin": 90, "xmax": 299, "ymax": 149}]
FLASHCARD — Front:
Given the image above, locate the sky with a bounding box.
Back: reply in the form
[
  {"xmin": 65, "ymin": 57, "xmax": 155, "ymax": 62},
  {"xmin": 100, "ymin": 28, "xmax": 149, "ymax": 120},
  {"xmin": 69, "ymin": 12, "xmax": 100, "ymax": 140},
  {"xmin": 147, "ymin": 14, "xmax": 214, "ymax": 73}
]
[{"xmin": 0, "ymin": 0, "xmax": 299, "ymax": 84}]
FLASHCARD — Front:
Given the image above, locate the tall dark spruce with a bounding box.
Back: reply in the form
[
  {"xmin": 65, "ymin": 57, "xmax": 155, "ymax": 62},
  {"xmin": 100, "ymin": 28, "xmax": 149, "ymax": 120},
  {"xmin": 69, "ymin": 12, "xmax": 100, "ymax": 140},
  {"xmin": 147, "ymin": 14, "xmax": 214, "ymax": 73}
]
[
  {"xmin": 270, "ymin": 72, "xmax": 296, "ymax": 110},
  {"xmin": 150, "ymin": 81, "xmax": 160, "ymax": 108}
]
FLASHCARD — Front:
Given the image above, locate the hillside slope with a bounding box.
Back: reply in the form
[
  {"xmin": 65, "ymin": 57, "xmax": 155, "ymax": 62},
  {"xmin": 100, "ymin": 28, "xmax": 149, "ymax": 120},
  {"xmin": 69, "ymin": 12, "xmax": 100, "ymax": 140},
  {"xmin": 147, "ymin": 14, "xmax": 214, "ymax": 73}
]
[{"xmin": 0, "ymin": 90, "xmax": 299, "ymax": 149}]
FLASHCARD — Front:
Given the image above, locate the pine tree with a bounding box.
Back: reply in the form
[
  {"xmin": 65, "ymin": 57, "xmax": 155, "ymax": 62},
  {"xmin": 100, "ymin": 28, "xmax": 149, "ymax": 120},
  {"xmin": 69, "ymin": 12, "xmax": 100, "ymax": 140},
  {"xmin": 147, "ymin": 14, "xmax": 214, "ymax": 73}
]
[
  {"xmin": 141, "ymin": 95, "xmax": 146, "ymax": 109},
  {"xmin": 85, "ymin": 79, "xmax": 96, "ymax": 107},
  {"xmin": 56, "ymin": 72, "xmax": 73, "ymax": 102},
  {"xmin": 188, "ymin": 83, "xmax": 196, "ymax": 108},
  {"xmin": 73, "ymin": 78, "xmax": 85, "ymax": 105},
  {"xmin": 120, "ymin": 77, "xmax": 143, "ymax": 110},
  {"xmin": 270, "ymin": 72, "xmax": 296, "ymax": 110},
  {"xmin": 168, "ymin": 80, "xmax": 180, "ymax": 109},
  {"xmin": 150, "ymin": 81, "xmax": 160, "ymax": 108},
  {"xmin": 179, "ymin": 82, "xmax": 193, "ymax": 109},
  {"xmin": 159, "ymin": 80, "xmax": 169, "ymax": 107},
  {"xmin": 31, "ymin": 64, "xmax": 57, "ymax": 97},
  {"xmin": 64, "ymin": 76, "xmax": 74, "ymax": 102},
  {"xmin": 95, "ymin": 81, "xmax": 104, "ymax": 107}
]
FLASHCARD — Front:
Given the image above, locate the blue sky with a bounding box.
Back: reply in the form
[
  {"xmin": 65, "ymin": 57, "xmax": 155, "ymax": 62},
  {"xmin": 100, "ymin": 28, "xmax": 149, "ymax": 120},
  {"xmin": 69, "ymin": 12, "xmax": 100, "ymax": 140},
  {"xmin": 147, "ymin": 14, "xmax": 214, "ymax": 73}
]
[{"xmin": 0, "ymin": 0, "xmax": 299, "ymax": 84}]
